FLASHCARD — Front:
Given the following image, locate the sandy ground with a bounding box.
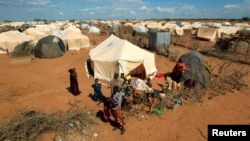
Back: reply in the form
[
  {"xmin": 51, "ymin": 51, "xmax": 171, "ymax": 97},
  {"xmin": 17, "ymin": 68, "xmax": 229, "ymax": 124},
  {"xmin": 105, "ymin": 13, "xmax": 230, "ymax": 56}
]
[{"xmin": 0, "ymin": 34, "xmax": 250, "ymax": 141}]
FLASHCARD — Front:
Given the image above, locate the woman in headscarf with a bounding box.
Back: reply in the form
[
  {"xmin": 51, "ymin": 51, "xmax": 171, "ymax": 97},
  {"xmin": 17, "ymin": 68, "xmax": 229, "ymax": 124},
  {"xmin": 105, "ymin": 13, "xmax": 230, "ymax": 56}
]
[{"xmin": 69, "ymin": 68, "xmax": 81, "ymax": 96}]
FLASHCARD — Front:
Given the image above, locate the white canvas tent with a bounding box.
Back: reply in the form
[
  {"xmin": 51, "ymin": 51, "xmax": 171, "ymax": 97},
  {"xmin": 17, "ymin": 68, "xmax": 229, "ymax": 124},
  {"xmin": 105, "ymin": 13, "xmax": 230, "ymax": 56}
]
[
  {"xmin": 0, "ymin": 31, "xmax": 34, "ymax": 53},
  {"xmin": 23, "ymin": 27, "xmax": 46, "ymax": 40},
  {"xmin": 161, "ymin": 23, "xmax": 184, "ymax": 35},
  {"xmin": 217, "ymin": 26, "xmax": 242, "ymax": 38},
  {"xmin": 88, "ymin": 34, "xmax": 157, "ymax": 81},
  {"xmin": 196, "ymin": 27, "xmax": 218, "ymax": 42},
  {"xmin": 133, "ymin": 26, "xmax": 148, "ymax": 33},
  {"xmin": 60, "ymin": 29, "xmax": 90, "ymax": 50},
  {"xmin": 89, "ymin": 26, "xmax": 100, "ymax": 34},
  {"xmin": 146, "ymin": 22, "xmax": 163, "ymax": 30}
]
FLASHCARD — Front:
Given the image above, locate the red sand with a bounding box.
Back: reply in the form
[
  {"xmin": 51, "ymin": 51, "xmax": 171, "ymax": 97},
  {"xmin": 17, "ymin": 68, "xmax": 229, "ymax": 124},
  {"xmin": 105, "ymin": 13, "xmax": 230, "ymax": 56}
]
[{"xmin": 0, "ymin": 34, "xmax": 249, "ymax": 141}]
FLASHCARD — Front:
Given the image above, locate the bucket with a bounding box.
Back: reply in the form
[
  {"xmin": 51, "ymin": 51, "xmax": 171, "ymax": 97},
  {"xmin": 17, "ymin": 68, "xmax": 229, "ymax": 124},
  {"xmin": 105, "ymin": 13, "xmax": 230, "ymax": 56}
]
[{"xmin": 155, "ymin": 109, "xmax": 162, "ymax": 115}]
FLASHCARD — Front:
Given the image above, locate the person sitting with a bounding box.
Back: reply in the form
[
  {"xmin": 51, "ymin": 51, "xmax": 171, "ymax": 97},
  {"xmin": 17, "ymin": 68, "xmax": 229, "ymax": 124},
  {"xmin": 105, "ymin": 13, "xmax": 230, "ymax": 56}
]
[
  {"xmin": 165, "ymin": 74, "xmax": 181, "ymax": 91},
  {"xmin": 169, "ymin": 60, "xmax": 191, "ymax": 91}
]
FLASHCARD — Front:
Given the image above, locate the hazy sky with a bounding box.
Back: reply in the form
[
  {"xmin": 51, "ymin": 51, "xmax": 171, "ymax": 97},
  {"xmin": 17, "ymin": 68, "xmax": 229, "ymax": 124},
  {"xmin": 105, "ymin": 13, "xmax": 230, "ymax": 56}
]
[{"xmin": 0, "ymin": 0, "xmax": 249, "ymax": 21}]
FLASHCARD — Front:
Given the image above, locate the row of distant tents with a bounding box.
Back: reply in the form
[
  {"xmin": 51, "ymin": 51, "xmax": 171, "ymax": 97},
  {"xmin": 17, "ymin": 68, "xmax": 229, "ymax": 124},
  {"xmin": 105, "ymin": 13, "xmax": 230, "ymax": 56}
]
[
  {"xmin": 1, "ymin": 20, "xmax": 249, "ymax": 54},
  {"xmin": 114, "ymin": 21, "xmax": 250, "ymax": 42},
  {"xmin": 0, "ymin": 23, "xmax": 91, "ymax": 54},
  {"xmin": 130, "ymin": 22, "xmax": 249, "ymax": 41}
]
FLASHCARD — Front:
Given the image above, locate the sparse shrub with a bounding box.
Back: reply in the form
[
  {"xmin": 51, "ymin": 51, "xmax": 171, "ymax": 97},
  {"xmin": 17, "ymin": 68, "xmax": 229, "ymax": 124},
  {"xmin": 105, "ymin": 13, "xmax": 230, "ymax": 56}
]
[{"xmin": 210, "ymin": 62, "xmax": 248, "ymax": 96}]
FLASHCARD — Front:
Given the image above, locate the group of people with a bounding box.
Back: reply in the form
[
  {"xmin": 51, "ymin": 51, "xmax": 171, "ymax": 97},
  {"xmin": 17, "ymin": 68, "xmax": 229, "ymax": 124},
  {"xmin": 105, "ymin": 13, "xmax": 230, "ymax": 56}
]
[
  {"xmin": 68, "ymin": 68, "xmax": 188, "ymax": 135},
  {"xmin": 68, "ymin": 69, "xmax": 127, "ymax": 134},
  {"xmin": 102, "ymin": 72, "xmax": 133, "ymax": 135},
  {"xmin": 102, "ymin": 72, "xmax": 162, "ymax": 135}
]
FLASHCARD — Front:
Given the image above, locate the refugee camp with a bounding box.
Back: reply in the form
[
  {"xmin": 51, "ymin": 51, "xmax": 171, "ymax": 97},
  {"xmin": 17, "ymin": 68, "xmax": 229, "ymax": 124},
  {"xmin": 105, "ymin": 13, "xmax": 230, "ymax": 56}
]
[{"xmin": 0, "ymin": 0, "xmax": 250, "ymax": 141}]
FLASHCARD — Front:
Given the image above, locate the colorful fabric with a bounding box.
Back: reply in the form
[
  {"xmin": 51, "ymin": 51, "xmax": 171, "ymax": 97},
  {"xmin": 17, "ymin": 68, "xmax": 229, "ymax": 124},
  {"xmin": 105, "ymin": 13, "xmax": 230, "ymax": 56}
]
[
  {"xmin": 171, "ymin": 59, "xmax": 191, "ymax": 83},
  {"xmin": 125, "ymin": 75, "xmax": 131, "ymax": 80},
  {"xmin": 172, "ymin": 59, "xmax": 190, "ymax": 73},
  {"xmin": 103, "ymin": 99, "xmax": 125, "ymax": 126},
  {"xmin": 184, "ymin": 79, "xmax": 197, "ymax": 89},
  {"xmin": 131, "ymin": 78, "xmax": 152, "ymax": 92},
  {"xmin": 103, "ymin": 104, "xmax": 111, "ymax": 121},
  {"xmin": 111, "ymin": 108, "xmax": 126, "ymax": 126},
  {"xmin": 155, "ymin": 72, "xmax": 163, "ymax": 78},
  {"xmin": 120, "ymin": 82, "xmax": 133, "ymax": 98}
]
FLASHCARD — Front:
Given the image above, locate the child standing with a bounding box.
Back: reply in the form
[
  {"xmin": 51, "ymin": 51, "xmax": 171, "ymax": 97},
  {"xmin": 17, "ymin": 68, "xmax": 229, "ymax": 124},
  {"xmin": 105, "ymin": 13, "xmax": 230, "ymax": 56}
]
[{"xmin": 92, "ymin": 78, "xmax": 103, "ymax": 101}]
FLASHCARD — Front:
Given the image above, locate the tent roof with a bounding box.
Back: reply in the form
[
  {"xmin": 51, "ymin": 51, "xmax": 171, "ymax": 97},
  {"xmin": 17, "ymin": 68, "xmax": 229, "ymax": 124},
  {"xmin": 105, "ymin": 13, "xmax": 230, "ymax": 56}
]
[
  {"xmin": 89, "ymin": 34, "xmax": 157, "ymax": 80},
  {"xmin": 89, "ymin": 34, "xmax": 154, "ymax": 62}
]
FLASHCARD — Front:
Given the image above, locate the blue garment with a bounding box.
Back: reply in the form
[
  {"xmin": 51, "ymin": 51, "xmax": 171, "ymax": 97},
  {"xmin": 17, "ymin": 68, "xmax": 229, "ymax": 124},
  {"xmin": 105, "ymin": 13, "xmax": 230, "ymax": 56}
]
[{"xmin": 92, "ymin": 82, "xmax": 103, "ymax": 101}]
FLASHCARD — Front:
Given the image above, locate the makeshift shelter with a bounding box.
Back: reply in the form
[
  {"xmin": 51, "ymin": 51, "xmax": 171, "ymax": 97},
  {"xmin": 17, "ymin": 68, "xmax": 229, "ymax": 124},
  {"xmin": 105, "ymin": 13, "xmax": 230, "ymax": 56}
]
[
  {"xmin": 63, "ymin": 25, "xmax": 81, "ymax": 33},
  {"xmin": 222, "ymin": 22, "xmax": 231, "ymax": 26},
  {"xmin": 34, "ymin": 35, "xmax": 66, "ymax": 58},
  {"xmin": 161, "ymin": 23, "xmax": 184, "ymax": 35},
  {"xmin": 234, "ymin": 23, "xmax": 249, "ymax": 27},
  {"xmin": 0, "ymin": 30, "xmax": 34, "ymax": 53},
  {"xmin": 23, "ymin": 27, "xmax": 46, "ymax": 40},
  {"xmin": 217, "ymin": 26, "xmax": 242, "ymax": 38},
  {"xmin": 148, "ymin": 31, "xmax": 170, "ymax": 54},
  {"xmin": 209, "ymin": 23, "xmax": 222, "ymax": 28},
  {"xmin": 34, "ymin": 25, "xmax": 53, "ymax": 34},
  {"xmin": 89, "ymin": 26, "xmax": 100, "ymax": 34},
  {"xmin": 88, "ymin": 34, "xmax": 157, "ymax": 81},
  {"xmin": 81, "ymin": 24, "xmax": 90, "ymax": 29},
  {"xmin": 191, "ymin": 22, "xmax": 202, "ymax": 29},
  {"xmin": 196, "ymin": 27, "xmax": 218, "ymax": 42},
  {"xmin": 145, "ymin": 22, "xmax": 162, "ymax": 30},
  {"xmin": 107, "ymin": 21, "xmax": 120, "ymax": 31},
  {"xmin": 60, "ymin": 29, "xmax": 90, "ymax": 50},
  {"xmin": 172, "ymin": 50, "xmax": 212, "ymax": 90},
  {"xmin": 133, "ymin": 26, "xmax": 148, "ymax": 33}
]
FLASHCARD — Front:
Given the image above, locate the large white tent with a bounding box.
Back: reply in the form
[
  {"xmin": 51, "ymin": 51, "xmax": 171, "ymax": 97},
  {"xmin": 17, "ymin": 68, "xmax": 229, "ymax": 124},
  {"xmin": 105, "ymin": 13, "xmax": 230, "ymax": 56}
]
[
  {"xmin": 0, "ymin": 31, "xmax": 34, "ymax": 53},
  {"xmin": 88, "ymin": 34, "xmax": 157, "ymax": 81}
]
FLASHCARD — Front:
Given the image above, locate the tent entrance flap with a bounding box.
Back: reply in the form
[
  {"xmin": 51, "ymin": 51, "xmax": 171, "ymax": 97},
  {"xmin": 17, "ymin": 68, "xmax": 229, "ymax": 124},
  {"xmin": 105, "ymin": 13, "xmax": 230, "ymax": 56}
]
[
  {"xmin": 86, "ymin": 59, "xmax": 94, "ymax": 77},
  {"xmin": 129, "ymin": 64, "xmax": 146, "ymax": 80}
]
